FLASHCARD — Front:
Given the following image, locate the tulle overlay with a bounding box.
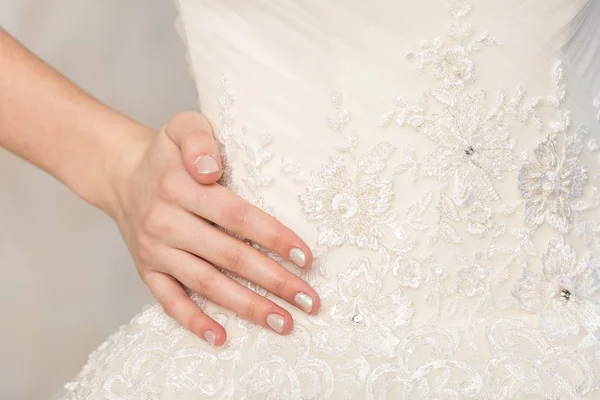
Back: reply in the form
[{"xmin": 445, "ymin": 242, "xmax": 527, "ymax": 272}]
[{"xmin": 62, "ymin": 1, "xmax": 600, "ymax": 398}]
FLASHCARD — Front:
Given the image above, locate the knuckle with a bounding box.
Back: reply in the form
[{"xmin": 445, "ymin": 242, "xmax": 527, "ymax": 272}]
[
  {"xmin": 223, "ymin": 246, "xmax": 247, "ymax": 273},
  {"xmin": 141, "ymin": 205, "xmax": 172, "ymax": 238},
  {"xmin": 186, "ymin": 312, "xmax": 206, "ymax": 335},
  {"xmin": 139, "ymin": 203, "xmax": 158, "ymax": 232},
  {"xmin": 245, "ymin": 298, "xmax": 259, "ymax": 322},
  {"xmin": 271, "ymin": 276, "xmax": 289, "ymax": 294},
  {"xmin": 224, "ymin": 203, "xmax": 249, "ymax": 231},
  {"xmin": 190, "ymin": 274, "xmax": 213, "ymax": 296},
  {"xmin": 268, "ymin": 229, "xmax": 286, "ymax": 251},
  {"xmin": 137, "ymin": 235, "xmax": 157, "ymax": 265},
  {"xmin": 161, "ymin": 297, "xmax": 178, "ymax": 318},
  {"xmin": 156, "ymin": 171, "xmax": 181, "ymax": 202},
  {"xmin": 168, "ymin": 111, "xmax": 211, "ymax": 137}
]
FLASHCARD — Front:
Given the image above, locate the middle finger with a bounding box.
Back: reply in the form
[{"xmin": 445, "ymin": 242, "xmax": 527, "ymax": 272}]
[{"xmin": 167, "ymin": 208, "xmax": 320, "ymax": 315}]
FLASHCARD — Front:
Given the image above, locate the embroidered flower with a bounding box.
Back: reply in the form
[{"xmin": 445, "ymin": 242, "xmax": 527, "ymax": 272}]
[
  {"xmin": 518, "ymin": 134, "xmax": 588, "ymax": 233},
  {"xmin": 423, "ymin": 91, "xmax": 518, "ymax": 201},
  {"xmin": 299, "ymin": 156, "xmax": 393, "ymax": 249},
  {"xmin": 513, "ymin": 236, "xmax": 600, "ymax": 339},
  {"xmin": 434, "ymin": 46, "xmax": 475, "ymax": 88},
  {"xmin": 456, "ymin": 262, "xmax": 489, "ymax": 297},
  {"xmin": 466, "ymin": 202, "xmax": 494, "ymax": 237},
  {"xmin": 312, "ymin": 257, "xmax": 413, "ymax": 357}
]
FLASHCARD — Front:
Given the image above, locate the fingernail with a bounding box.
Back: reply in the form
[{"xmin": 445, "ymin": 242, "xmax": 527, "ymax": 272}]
[
  {"xmin": 294, "ymin": 292, "xmax": 313, "ymax": 313},
  {"xmin": 194, "ymin": 155, "xmax": 219, "ymax": 175},
  {"xmin": 204, "ymin": 330, "xmax": 216, "ymax": 345},
  {"xmin": 266, "ymin": 313, "xmax": 285, "ymax": 333},
  {"xmin": 289, "ymin": 248, "xmax": 306, "ymax": 268}
]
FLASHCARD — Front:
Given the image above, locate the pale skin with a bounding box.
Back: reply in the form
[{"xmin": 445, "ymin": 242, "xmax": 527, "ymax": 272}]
[{"xmin": 0, "ymin": 28, "xmax": 320, "ymax": 346}]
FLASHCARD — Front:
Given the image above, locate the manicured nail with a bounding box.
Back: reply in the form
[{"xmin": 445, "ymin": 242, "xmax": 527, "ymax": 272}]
[
  {"xmin": 294, "ymin": 292, "xmax": 313, "ymax": 313},
  {"xmin": 204, "ymin": 330, "xmax": 216, "ymax": 345},
  {"xmin": 194, "ymin": 155, "xmax": 219, "ymax": 175},
  {"xmin": 289, "ymin": 247, "xmax": 306, "ymax": 268},
  {"xmin": 266, "ymin": 313, "xmax": 285, "ymax": 333}
]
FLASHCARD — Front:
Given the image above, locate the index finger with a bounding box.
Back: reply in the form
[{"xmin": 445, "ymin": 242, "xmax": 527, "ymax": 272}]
[{"xmin": 177, "ymin": 174, "xmax": 312, "ymax": 269}]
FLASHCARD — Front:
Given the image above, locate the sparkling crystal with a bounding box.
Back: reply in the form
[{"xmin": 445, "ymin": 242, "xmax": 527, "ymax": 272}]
[
  {"xmin": 560, "ymin": 289, "xmax": 571, "ymax": 301},
  {"xmin": 351, "ymin": 314, "xmax": 365, "ymax": 325}
]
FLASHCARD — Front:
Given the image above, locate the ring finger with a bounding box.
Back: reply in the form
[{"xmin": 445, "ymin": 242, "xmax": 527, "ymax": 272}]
[
  {"xmin": 166, "ymin": 248, "xmax": 295, "ymax": 334},
  {"xmin": 167, "ymin": 208, "xmax": 320, "ymax": 315}
]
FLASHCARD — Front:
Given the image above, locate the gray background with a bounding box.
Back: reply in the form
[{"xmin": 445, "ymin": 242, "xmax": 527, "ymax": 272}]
[{"xmin": 0, "ymin": 1, "xmax": 197, "ymax": 398}]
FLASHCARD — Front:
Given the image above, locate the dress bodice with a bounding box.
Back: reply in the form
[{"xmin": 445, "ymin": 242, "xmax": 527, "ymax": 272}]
[{"xmin": 62, "ymin": 1, "xmax": 600, "ymax": 398}]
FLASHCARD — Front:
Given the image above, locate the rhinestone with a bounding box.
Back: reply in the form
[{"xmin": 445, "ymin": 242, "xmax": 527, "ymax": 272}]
[
  {"xmin": 351, "ymin": 314, "xmax": 365, "ymax": 325},
  {"xmin": 560, "ymin": 289, "xmax": 571, "ymax": 301}
]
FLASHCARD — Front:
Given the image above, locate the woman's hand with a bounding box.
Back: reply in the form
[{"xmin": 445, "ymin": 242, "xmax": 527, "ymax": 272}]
[
  {"xmin": 110, "ymin": 111, "xmax": 319, "ymax": 346},
  {"xmin": 0, "ymin": 30, "xmax": 316, "ymax": 347}
]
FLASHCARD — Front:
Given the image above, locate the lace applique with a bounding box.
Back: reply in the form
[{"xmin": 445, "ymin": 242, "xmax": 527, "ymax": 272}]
[
  {"xmin": 513, "ymin": 236, "xmax": 600, "ymax": 339},
  {"xmin": 311, "ymin": 257, "xmax": 413, "ymax": 357},
  {"xmin": 518, "ymin": 123, "xmax": 588, "ymax": 234},
  {"xmin": 61, "ymin": 1, "xmax": 600, "ymax": 399},
  {"xmin": 299, "ymin": 154, "xmax": 395, "ymax": 250}
]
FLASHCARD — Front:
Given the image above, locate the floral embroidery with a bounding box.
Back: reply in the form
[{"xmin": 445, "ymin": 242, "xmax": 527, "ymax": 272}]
[
  {"xmin": 422, "ymin": 91, "xmax": 519, "ymax": 201},
  {"xmin": 299, "ymin": 154, "xmax": 394, "ymax": 249},
  {"xmin": 465, "ymin": 201, "xmax": 495, "ymax": 237},
  {"xmin": 456, "ymin": 261, "xmax": 489, "ymax": 298},
  {"xmin": 434, "ymin": 46, "xmax": 475, "ymax": 88},
  {"xmin": 518, "ymin": 130, "xmax": 588, "ymax": 233},
  {"xmin": 312, "ymin": 257, "xmax": 413, "ymax": 357},
  {"xmin": 61, "ymin": 0, "xmax": 600, "ymax": 399},
  {"xmin": 513, "ymin": 236, "xmax": 600, "ymax": 339}
]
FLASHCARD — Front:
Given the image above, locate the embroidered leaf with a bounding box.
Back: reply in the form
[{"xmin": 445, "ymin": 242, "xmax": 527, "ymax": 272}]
[
  {"xmin": 406, "ymin": 191, "xmax": 432, "ymax": 230},
  {"xmin": 532, "ymin": 112, "xmax": 544, "ymax": 131},
  {"xmin": 244, "ymin": 161, "xmax": 258, "ymax": 176},
  {"xmin": 440, "ymin": 194, "xmax": 460, "ymax": 222},
  {"xmin": 380, "ymin": 110, "xmax": 397, "ymax": 127},
  {"xmin": 257, "ymin": 150, "xmax": 273, "ymax": 166},
  {"xmin": 257, "ymin": 176, "xmax": 274, "ymax": 186},
  {"xmin": 439, "ymin": 221, "xmax": 462, "ymax": 243},
  {"xmin": 408, "ymin": 115, "xmax": 426, "ymax": 127},
  {"xmin": 336, "ymin": 133, "xmax": 358, "ymax": 153},
  {"xmin": 430, "ymin": 89, "xmax": 455, "ymax": 106},
  {"xmin": 331, "ymin": 90, "xmax": 342, "ymax": 108},
  {"xmin": 395, "ymin": 108, "xmax": 409, "ymax": 126},
  {"xmin": 357, "ymin": 142, "xmax": 396, "ymax": 174},
  {"xmin": 329, "ymin": 110, "xmax": 351, "ymax": 131},
  {"xmin": 566, "ymin": 125, "xmax": 588, "ymax": 156},
  {"xmin": 393, "ymin": 162, "xmax": 411, "ymax": 174},
  {"xmin": 259, "ymin": 134, "xmax": 273, "ymax": 147},
  {"xmin": 446, "ymin": 298, "xmax": 459, "ymax": 316},
  {"xmin": 434, "ymin": 369, "xmax": 452, "ymax": 390}
]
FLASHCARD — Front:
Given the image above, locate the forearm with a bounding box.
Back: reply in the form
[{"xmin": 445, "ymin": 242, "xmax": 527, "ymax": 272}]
[{"xmin": 0, "ymin": 28, "xmax": 154, "ymax": 215}]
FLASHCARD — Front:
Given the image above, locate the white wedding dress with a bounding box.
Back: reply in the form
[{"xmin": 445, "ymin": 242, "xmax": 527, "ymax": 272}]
[{"xmin": 60, "ymin": 1, "xmax": 600, "ymax": 398}]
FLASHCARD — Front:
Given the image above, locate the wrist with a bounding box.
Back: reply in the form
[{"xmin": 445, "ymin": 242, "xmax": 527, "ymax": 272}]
[
  {"xmin": 105, "ymin": 128, "xmax": 154, "ymax": 220},
  {"xmin": 77, "ymin": 123, "xmax": 154, "ymax": 220}
]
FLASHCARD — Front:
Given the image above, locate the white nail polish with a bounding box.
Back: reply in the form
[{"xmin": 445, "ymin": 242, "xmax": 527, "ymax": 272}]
[
  {"xmin": 204, "ymin": 330, "xmax": 216, "ymax": 345},
  {"xmin": 289, "ymin": 247, "xmax": 306, "ymax": 268},
  {"xmin": 194, "ymin": 155, "xmax": 219, "ymax": 175},
  {"xmin": 294, "ymin": 292, "xmax": 313, "ymax": 313},
  {"xmin": 266, "ymin": 313, "xmax": 285, "ymax": 333}
]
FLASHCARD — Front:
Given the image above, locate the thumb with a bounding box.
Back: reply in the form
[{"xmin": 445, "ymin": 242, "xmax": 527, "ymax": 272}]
[{"xmin": 164, "ymin": 111, "xmax": 223, "ymax": 185}]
